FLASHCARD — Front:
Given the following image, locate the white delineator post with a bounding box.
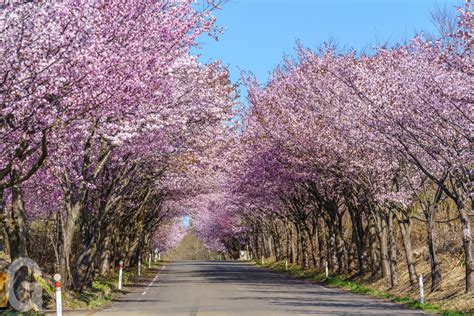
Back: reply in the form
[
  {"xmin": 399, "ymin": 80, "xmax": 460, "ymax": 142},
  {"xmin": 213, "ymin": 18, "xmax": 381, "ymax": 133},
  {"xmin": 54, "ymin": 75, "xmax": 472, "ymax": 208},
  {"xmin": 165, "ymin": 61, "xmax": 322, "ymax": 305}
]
[
  {"xmin": 325, "ymin": 261, "xmax": 329, "ymax": 278},
  {"xmin": 154, "ymin": 249, "xmax": 158, "ymax": 263},
  {"xmin": 285, "ymin": 258, "xmax": 288, "ymax": 271},
  {"xmin": 261, "ymin": 256, "xmax": 264, "ymax": 265},
  {"xmin": 419, "ymin": 274, "xmax": 424, "ymax": 304},
  {"xmin": 148, "ymin": 254, "xmax": 152, "ymax": 268},
  {"xmin": 53, "ymin": 274, "xmax": 62, "ymax": 316},
  {"xmin": 118, "ymin": 260, "xmax": 123, "ymax": 290},
  {"xmin": 138, "ymin": 258, "xmax": 141, "ymax": 276},
  {"xmin": 158, "ymin": 252, "xmax": 161, "ymax": 261}
]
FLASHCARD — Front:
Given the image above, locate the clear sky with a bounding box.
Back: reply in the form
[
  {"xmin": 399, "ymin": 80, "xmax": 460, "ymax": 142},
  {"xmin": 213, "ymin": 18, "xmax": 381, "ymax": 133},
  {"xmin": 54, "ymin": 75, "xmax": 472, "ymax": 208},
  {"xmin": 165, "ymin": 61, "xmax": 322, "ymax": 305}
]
[
  {"xmin": 194, "ymin": 0, "xmax": 460, "ymax": 90},
  {"xmin": 184, "ymin": 0, "xmax": 460, "ymax": 228}
]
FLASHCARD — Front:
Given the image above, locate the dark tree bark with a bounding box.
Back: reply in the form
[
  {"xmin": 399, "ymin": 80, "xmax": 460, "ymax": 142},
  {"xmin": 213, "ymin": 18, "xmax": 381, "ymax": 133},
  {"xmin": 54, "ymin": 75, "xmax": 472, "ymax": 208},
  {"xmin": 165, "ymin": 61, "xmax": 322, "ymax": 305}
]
[
  {"xmin": 387, "ymin": 210, "xmax": 398, "ymax": 288},
  {"xmin": 395, "ymin": 210, "xmax": 418, "ymax": 286}
]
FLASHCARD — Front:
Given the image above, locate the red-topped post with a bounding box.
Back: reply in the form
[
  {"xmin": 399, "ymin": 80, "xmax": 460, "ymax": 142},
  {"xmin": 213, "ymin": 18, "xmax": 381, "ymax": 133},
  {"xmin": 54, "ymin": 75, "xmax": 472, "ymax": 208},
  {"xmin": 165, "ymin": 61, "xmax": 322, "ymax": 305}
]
[{"xmin": 53, "ymin": 274, "xmax": 62, "ymax": 316}]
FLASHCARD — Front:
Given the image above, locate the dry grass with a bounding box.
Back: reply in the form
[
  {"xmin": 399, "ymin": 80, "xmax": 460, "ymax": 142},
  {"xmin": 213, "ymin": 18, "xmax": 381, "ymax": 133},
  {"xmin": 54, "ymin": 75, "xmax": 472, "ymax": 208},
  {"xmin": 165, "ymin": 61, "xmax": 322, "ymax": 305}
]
[
  {"xmin": 259, "ymin": 255, "xmax": 473, "ymax": 315},
  {"xmin": 366, "ymin": 253, "xmax": 473, "ymax": 313}
]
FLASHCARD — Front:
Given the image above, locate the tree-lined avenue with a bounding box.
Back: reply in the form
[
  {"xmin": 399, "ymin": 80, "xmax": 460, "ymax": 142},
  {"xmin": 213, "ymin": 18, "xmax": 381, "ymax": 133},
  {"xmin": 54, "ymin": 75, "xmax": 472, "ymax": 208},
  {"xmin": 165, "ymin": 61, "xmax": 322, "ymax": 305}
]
[{"xmin": 93, "ymin": 261, "xmax": 426, "ymax": 316}]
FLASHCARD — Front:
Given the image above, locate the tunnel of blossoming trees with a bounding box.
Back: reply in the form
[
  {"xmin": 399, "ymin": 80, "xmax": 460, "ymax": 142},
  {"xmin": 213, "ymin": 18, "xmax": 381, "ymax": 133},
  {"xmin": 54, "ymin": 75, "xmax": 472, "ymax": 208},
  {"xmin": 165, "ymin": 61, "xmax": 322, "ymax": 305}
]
[{"xmin": 0, "ymin": 0, "xmax": 472, "ymax": 308}]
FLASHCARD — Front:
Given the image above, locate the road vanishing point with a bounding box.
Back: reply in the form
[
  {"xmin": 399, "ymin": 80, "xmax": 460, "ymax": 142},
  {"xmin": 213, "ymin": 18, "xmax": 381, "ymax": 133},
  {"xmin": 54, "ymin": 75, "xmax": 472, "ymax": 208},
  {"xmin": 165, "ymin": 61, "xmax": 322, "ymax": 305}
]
[{"xmin": 85, "ymin": 261, "xmax": 426, "ymax": 316}]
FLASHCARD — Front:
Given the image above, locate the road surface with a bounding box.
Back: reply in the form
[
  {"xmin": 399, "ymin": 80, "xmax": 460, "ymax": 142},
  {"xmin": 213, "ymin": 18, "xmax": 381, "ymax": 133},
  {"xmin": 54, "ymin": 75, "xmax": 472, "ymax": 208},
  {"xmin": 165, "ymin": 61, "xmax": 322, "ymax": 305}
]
[{"xmin": 91, "ymin": 261, "xmax": 425, "ymax": 316}]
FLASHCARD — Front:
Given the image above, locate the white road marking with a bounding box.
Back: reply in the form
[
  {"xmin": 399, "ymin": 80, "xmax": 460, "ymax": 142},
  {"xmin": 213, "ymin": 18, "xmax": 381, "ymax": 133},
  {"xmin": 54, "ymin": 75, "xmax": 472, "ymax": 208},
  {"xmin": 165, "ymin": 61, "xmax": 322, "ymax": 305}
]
[{"xmin": 141, "ymin": 265, "xmax": 166, "ymax": 296}]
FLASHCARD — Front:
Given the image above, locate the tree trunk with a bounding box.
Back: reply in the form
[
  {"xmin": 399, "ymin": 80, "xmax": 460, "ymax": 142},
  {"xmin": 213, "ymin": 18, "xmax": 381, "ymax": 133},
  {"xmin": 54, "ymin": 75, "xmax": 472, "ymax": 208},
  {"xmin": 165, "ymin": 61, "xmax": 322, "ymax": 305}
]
[
  {"xmin": 98, "ymin": 226, "xmax": 114, "ymax": 276},
  {"xmin": 327, "ymin": 228, "xmax": 337, "ymax": 271},
  {"xmin": 253, "ymin": 232, "xmax": 261, "ymax": 258},
  {"xmin": 354, "ymin": 216, "xmax": 367, "ymax": 275},
  {"xmin": 378, "ymin": 215, "xmax": 390, "ymax": 279},
  {"xmin": 286, "ymin": 223, "xmax": 293, "ymax": 263},
  {"xmin": 126, "ymin": 227, "xmax": 143, "ymax": 266},
  {"xmin": 3, "ymin": 181, "xmax": 28, "ymax": 260},
  {"xmin": 58, "ymin": 199, "xmax": 83, "ymax": 288},
  {"xmin": 387, "ymin": 211, "xmax": 398, "ymax": 288},
  {"xmin": 317, "ymin": 219, "xmax": 325, "ymax": 268},
  {"xmin": 335, "ymin": 218, "xmax": 346, "ymax": 274},
  {"xmin": 426, "ymin": 208, "xmax": 442, "ymax": 291},
  {"xmin": 2, "ymin": 177, "xmax": 31, "ymax": 305},
  {"xmin": 369, "ymin": 223, "xmax": 379, "ymax": 277},
  {"xmin": 457, "ymin": 200, "xmax": 473, "ymax": 293},
  {"xmin": 260, "ymin": 234, "xmax": 267, "ymax": 258},
  {"xmin": 272, "ymin": 233, "xmax": 279, "ymax": 261},
  {"xmin": 73, "ymin": 238, "xmax": 97, "ymax": 291},
  {"xmin": 304, "ymin": 223, "xmax": 317, "ymax": 269},
  {"xmin": 301, "ymin": 229, "xmax": 308, "ymax": 268},
  {"xmin": 345, "ymin": 195, "xmax": 367, "ymax": 275},
  {"xmin": 396, "ymin": 213, "xmax": 417, "ymax": 286}
]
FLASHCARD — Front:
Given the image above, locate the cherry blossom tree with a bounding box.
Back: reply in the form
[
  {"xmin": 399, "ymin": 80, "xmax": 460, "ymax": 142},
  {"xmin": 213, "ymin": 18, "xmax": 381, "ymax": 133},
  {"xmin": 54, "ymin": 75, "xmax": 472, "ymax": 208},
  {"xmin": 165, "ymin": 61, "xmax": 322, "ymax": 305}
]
[{"xmin": 191, "ymin": 1, "xmax": 472, "ymax": 293}]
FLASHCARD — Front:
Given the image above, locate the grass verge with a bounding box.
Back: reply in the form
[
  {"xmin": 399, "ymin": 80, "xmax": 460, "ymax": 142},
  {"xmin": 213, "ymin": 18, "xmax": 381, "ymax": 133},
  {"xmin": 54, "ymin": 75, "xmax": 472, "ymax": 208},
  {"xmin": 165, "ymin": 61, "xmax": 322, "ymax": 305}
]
[
  {"xmin": 65, "ymin": 261, "xmax": 165, "ymax": 310},
  {"xmin": 9, "ymin": 260, "xmax": 167, "ymax": 314},
  {"xmin": 254, "ymin": 260, "xmax": 471, "ymax": 316}
]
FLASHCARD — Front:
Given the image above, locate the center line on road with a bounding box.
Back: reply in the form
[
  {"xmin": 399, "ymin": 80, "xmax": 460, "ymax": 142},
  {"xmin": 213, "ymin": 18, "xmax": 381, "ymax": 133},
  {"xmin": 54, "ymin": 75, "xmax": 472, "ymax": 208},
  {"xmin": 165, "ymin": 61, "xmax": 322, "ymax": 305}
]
[{"xmin": 141, "ymin": 265, "xmax": 166, "ymax": 296}]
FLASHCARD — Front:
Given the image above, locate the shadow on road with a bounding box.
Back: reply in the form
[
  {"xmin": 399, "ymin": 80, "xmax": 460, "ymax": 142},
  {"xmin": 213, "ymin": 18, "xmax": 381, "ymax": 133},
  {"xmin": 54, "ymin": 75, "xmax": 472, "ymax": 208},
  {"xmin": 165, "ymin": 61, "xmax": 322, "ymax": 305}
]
[{"xmin": 155, "ymin": 261, "xmax": 425, "ymax": 315}]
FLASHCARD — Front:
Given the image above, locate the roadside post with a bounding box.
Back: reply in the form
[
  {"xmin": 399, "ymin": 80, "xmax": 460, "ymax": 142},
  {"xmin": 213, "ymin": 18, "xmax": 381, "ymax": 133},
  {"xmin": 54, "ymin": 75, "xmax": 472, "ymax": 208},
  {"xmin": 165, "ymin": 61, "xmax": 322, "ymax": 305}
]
[
  {"xmin": 325, "ymin": 261, "xmax": 329, "ymax": 279},
  {"xmin": 53, "ymin": 274, "xmax": 62, "ymax": 316},
  {"xmin": 261, "ymin": 256, "xmax": 264, "ymax": 265},
  {"xmin": 148, "ymin": 253, "xmax": 152, "ymax": 268},
  {"xmin": 138, "ymin": 258, "xmax": 141, "ymax": 276},
  {"xmin": 118, "ymin": 260, "xmax": 123, "ymax": 290},
  {"xmin": 285, "ymin": 258, "xmax": 288, "ymax": 271},
  {"xmin": 158, "ymin": 252, "xmax": 161, "ymax": 261},
  {"xmin": 419, "ymin": 274, "xmax": 424, "ymax": 304}
]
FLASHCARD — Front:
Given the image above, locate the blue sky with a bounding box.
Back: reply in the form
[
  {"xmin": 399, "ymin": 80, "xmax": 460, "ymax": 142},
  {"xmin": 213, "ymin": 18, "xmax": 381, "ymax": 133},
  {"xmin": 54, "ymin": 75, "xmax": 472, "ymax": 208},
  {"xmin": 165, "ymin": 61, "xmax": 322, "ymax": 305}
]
[
  {"xmin": 194, "ymin": 0, "xmax": 460, "ymax": 90},
  {"xmin": 184, "ymin": 0, "xmax": 460, "ymax": 228}
]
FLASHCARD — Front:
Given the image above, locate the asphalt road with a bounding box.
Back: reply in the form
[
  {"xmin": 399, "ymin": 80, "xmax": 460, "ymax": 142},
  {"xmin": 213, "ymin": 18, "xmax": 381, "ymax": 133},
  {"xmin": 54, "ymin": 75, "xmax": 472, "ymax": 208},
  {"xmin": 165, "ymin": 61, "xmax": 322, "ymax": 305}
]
[{"xmin": 91, "ymin": 261, "xmax": 426, "ymax": 316}]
